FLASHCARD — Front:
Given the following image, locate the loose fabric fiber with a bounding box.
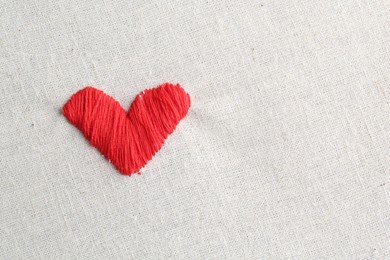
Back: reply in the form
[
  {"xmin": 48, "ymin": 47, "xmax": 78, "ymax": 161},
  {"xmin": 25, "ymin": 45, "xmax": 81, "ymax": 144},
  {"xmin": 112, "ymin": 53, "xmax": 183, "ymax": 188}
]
[{"xmin": 1, "ymin": 0, "xmax": 390, "ymax": 259}]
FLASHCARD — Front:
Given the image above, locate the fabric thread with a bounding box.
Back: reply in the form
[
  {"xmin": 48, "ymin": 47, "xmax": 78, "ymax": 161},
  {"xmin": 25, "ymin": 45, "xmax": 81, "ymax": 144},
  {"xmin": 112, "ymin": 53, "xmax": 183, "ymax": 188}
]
[{"xmin": 62, "ymin": 83, "xmax": 191, "ymax": 175}]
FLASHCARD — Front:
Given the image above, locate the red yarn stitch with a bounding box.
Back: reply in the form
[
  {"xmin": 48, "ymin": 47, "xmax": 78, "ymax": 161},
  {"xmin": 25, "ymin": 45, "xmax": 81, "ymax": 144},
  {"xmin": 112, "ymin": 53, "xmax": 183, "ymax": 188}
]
[{"xmin": 62, "ymin": 83, "xmax": 191, "ymax": 175}]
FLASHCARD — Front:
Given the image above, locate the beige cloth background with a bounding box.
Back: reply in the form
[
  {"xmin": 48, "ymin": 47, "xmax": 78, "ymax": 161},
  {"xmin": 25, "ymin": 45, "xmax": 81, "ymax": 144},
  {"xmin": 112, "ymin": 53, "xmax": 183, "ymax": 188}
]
[{"xmin": 1, "ymin": 0, "xmax": 390, "ymax": 259}]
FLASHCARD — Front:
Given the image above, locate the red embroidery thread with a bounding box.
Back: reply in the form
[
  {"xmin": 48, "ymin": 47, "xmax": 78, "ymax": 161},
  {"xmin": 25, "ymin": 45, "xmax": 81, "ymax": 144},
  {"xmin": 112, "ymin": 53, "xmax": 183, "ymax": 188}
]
[{"xmin": 63, "ymin": 83, "xmax": 191, "ymax": 175}]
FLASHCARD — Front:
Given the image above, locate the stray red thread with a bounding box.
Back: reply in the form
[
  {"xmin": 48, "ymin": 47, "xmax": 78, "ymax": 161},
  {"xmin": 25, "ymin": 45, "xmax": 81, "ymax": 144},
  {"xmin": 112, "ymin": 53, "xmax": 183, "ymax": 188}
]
[{"xmin": 62, "ymin": 83, "xmax": 191, "ymax": 175}]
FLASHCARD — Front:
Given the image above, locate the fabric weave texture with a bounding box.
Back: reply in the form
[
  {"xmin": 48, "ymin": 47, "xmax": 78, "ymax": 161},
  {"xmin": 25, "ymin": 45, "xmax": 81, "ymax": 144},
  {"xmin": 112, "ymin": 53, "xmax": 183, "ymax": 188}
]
[{"xmin": 1, "ymin": 0, "xmax": 390, "ymax": 259}]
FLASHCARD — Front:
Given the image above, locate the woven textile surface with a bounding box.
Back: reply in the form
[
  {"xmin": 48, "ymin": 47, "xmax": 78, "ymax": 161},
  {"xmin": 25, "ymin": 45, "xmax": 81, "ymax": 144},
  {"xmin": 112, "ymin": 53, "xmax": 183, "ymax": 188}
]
[{"xmin": 1, "ymin": 0, "xmax": 390, "ymax": 259}]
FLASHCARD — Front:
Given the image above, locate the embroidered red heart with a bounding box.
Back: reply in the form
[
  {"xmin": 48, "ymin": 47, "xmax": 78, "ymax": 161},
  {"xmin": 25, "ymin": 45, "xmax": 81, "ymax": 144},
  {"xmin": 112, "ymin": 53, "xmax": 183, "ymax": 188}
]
[{"xmin": 63, "ymin": 83, "xmax": 190, "ymax": 175}]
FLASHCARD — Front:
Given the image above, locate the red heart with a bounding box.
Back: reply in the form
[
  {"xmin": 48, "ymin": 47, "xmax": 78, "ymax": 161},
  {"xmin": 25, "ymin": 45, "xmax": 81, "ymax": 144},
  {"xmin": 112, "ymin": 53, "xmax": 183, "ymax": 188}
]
[{"xmin": 63, "ymin": 83, "xmax": 190, "ymax": 175}]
